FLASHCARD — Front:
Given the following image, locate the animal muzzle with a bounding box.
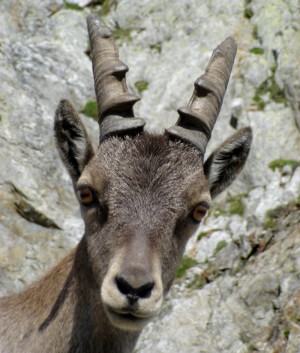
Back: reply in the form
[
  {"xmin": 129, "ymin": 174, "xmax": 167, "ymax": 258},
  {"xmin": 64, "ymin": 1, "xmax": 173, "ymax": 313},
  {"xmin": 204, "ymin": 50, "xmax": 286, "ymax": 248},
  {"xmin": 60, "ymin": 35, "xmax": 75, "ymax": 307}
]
[
  {"xmin": 101, "ymin": 249, "xmax": 163, "ymax": 331},
  {"xmin": 116, "ymin": 269, "xmax": 155, "ymax": 304}
]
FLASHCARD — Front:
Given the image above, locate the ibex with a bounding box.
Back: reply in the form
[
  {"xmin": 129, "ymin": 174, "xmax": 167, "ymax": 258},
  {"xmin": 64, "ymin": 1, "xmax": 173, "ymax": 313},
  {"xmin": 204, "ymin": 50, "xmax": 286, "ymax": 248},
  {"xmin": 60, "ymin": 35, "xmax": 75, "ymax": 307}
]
[{"xmin": 0, "ymin": 14, "xmax": 252, "ymax": 353}]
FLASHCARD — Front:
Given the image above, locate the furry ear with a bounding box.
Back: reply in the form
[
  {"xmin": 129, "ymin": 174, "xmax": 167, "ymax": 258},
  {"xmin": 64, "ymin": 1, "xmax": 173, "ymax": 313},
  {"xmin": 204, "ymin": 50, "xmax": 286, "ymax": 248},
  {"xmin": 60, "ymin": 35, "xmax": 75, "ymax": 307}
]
[
  {"xmin": 54, "ymin": 100, "xmax": 94, "ymax": 181},
  {"xmin": 204, "ymin": 127, "xmax": 252, "ymax": 198}
]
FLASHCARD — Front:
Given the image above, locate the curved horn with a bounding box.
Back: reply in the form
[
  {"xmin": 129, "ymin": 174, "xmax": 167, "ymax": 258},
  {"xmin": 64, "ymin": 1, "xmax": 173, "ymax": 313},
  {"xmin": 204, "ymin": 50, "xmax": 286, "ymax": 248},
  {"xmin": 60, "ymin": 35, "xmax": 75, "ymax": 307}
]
[
  {"xmin": 166, "ymin": 37, "xmax": 237, "ymax": 155},
  {"xmin": 87, "ymin": 14, "xmax": 145, "ymax": 143}
]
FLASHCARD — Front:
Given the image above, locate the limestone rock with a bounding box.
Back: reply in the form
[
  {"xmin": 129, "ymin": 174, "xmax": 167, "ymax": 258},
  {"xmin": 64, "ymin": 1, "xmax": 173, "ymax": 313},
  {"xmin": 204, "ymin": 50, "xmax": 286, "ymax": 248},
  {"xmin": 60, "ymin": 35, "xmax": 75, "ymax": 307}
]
[{"xmin": 0, "ymin": 0, "xmax": 299, "ymax": 352}]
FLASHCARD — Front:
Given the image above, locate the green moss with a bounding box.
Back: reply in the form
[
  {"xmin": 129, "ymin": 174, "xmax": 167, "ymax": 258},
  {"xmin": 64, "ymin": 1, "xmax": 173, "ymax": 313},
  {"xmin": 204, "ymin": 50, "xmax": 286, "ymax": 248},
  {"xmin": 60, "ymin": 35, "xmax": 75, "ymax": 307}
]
[
  {"xmin": 227, "ymin": 193, "xmax": 247, "ymax": 216},
  {"xmin": 284, "ymin": 329, "xmax": 290, "ymax": 338},
  {"xmin": 197, "ymin": 232, "xmax": 204, "ymax": 241},
  {"xmin": 65, "ymin": 2, "xmax": 83, "ymax": 11},
  {"xmin": 209, "ymin": 194, "xmax": 247, "ymax": 218},
  {"xmin": 0, "ymin": 115, "xmax": 2, "ymax": 121},
  {"xmin": 268, "ymin": 159, "xmax": 300, "ymax": 172},
  {"xmin": 253, "ymin": 94, "xmax": 266, "ymax": 110},
  {"xmin": 266, "ymin": 205, "xmax": 288, "ymax": 219},
  {"xmin": 176, "ymin": 256, "xmax": 198, "ymax": 278},
  {"xmin": 229, "ymin": 199, "xmax": 244, "ymax": 215},
  {"xmin": 264, "ymin": 217, "xmax": 277, "ymax": 229},
  {"xmin": 268, "ymin": 68, "xmax": 287, "ymax": 104},
  {"xmin": 249, "ymin": 47, "xmax": 264, "ymax": 55},
  {"xmin": 247, "ymin": 344, "xmax": 259, "ymax": 352},
  {"xmin": 244, "ymin": 8, "xmax": 254, "ymax": 19},
  {"xmin": 252, "ymin": 25, "xmax": 259, "ymax": 40},
  {"xmin": 253, "ymin": 64, "xmax": 287, "ymax": 110},
  {"xmin": 99, "ymin": 0, "xmax": 117, "ymax": 16},
  {"xmin": 112, "ymin": 28, "xmax": 132, "ymax": 41},
  {"xmin": 196, "ymin": 229, "xmax": 222, "ymax": 241},
  {"xmin": 150, "ymin": 43, "xmax": 162, "ymax": 53},
  {"xmin": 214, "ymin": 240, "xmax": 227, "ymax": 255},
  {"xmin": 81, "ymin": 101, "xmax": 98, "ymax": 120},
  {"xmin": 134, "ymin": 80, "xmax": 149, "ymax": 94},
  {"xmin": 263, "ymin": 205, "xmax": 287, "ymax": 229},
  {"xmin": 244, "ymin": 0, "xmax": 253, "ymax": 19}
]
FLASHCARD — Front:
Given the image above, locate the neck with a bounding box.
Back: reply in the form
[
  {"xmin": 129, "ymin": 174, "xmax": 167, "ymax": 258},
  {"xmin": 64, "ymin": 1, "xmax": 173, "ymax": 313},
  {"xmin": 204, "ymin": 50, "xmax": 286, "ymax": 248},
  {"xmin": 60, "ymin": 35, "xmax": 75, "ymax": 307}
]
[{"xmin": 0, "ymin": 239, "xmax": 141, "ymax": 353}]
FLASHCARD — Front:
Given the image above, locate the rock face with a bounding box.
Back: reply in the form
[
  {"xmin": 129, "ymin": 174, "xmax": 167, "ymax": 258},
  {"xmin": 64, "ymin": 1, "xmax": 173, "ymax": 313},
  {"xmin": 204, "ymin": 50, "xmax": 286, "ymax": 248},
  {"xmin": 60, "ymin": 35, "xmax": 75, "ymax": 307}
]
[{"xmin": 0, "ymin": 0, "xmax": 299, "ymax": 352}]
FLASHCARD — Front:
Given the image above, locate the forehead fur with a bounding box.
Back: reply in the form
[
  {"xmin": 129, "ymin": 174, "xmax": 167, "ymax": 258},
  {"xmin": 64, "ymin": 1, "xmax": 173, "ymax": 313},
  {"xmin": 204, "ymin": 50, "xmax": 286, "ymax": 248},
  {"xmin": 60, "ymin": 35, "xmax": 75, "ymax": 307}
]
[
  {"xmin": 85, "ymin": 134, "xmax": 207, "ymax": 219},
  {"xmin": 98, "ymin": 134, "xmax": 203, "ymax": 186}
]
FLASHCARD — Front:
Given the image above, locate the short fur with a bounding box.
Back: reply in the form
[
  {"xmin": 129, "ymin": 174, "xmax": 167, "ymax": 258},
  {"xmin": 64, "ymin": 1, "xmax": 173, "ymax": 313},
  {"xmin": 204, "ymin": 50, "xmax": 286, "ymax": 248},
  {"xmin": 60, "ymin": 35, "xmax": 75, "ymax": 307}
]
[{"xmin": 0, "ymin": 127, "xmax": 251, "ymax": 353}]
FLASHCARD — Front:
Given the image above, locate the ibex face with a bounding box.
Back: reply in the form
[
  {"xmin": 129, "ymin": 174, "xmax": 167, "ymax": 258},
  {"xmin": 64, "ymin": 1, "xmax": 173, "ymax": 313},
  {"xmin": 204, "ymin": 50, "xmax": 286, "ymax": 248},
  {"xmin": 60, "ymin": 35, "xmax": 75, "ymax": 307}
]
[
  {"xmin": 54, "ymin": 14, "xmax": 252, "ymax": 332},
  {"xmin": 78, "ymin": 134, "xmax": 210, "ymax": 330}
]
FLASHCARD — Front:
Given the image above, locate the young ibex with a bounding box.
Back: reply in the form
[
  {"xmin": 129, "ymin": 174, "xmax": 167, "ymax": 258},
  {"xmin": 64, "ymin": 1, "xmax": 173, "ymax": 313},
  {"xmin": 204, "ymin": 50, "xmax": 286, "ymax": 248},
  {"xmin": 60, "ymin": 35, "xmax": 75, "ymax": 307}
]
[{"xmin": 0, "ymin": 14, "xmax": 252, "ymax": 353}]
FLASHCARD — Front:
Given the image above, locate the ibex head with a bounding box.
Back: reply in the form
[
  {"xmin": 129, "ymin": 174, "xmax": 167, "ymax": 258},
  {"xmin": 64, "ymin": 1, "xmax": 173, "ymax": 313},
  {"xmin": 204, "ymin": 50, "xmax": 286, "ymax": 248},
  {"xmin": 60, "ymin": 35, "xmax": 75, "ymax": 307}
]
[{"xmin": 54, "ymin": 14, "xmax": 252, "ymax": 331}]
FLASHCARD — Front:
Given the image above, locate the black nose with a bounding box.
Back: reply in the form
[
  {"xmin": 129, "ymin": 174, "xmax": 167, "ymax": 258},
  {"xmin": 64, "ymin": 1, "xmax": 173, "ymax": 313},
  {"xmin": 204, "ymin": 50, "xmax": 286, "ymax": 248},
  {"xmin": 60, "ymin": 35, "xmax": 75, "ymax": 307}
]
[{"xmin": 116, "ymin": 274, "xmax": 154, "ymax": 304}]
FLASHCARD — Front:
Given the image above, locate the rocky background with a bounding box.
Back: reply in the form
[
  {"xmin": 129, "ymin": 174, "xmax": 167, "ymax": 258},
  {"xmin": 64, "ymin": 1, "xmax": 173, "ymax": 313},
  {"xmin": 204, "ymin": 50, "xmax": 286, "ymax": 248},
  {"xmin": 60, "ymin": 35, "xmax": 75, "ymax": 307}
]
[{"xmin": 0, "ymin": 0, "xmax": 299, "ymax": 352}]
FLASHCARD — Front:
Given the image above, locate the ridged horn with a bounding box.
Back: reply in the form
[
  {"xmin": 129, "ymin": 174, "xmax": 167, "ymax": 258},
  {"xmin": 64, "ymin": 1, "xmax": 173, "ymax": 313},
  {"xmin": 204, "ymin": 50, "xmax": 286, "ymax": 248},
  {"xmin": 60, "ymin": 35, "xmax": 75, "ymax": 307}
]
[
  {"xmin": 87, "ymin": 14, "xmax": 145, "ymax": 143},
  {"xmin": 166, "ymin": 37, "xmax": 237, "ymax": 155}
]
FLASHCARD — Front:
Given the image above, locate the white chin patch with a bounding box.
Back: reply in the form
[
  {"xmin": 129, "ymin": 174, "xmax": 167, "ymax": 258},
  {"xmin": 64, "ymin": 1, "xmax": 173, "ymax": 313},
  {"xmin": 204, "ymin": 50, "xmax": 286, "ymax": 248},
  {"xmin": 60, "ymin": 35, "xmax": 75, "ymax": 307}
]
[{"xmin": 104, "ymin": 306, "xmax": 153, "ymax": 331}]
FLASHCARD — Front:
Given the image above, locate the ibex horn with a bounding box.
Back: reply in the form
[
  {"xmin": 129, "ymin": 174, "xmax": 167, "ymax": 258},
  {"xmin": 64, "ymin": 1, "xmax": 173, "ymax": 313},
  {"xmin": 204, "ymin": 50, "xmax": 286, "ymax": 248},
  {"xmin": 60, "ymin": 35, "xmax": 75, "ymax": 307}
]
[
  {"xmin": 166, "ymin": 37, "xmax": 237, "ymax": 156},
  {"xmin": 87, "ymin": 14, "xmax": 145, "ymax": 143}
]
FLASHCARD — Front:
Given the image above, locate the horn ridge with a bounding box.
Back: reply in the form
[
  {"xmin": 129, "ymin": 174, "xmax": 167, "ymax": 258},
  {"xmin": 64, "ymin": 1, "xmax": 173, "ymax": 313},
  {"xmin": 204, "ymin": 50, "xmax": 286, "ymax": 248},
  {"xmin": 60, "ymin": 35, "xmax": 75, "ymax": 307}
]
[
  {"xmin": 87, "ymin": 14, "xmax": 145, "ymax": 143},
  {"xmin": 177, "ymin": 107, "xmax": 212, "ymax": 140},
  {"xmin": 166, "ymin": 36, "xmax": 237, "ymax": 155}
]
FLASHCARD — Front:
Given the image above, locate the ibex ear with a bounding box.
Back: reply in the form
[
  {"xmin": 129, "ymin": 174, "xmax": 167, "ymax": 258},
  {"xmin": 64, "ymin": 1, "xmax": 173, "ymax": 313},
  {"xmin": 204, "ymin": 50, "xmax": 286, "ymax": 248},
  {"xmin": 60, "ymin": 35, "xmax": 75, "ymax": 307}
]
[
  {"xmin": 54, "ymin": 100, "xmax": 94, "ymax": 181},
  {"xmin": 204, "ymin": 127, "xmax": 252, "ymax": 198}
]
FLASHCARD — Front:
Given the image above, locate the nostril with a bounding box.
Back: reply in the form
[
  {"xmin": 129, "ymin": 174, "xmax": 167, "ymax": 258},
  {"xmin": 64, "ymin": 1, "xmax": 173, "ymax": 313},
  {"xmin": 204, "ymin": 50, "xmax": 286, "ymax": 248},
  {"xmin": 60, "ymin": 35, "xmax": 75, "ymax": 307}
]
[
  {"xmin": 137, "ymin": 281, "xmax": 154, "ymax": 299},
  {"xmin": 116, "ymin": 276, "xmax": 133, "ymax": 296},
  {"xmin": 116, "ymin": 275, "xmax": 154, "ymax": 300}
]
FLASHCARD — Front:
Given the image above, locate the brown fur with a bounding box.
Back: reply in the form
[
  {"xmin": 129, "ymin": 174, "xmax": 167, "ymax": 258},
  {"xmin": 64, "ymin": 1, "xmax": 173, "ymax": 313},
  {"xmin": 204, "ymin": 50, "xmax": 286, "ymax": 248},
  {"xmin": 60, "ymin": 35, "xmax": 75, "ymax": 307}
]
[{"xmin": 0, "ymin": 126, "xmax": 251, "ymax": 353}]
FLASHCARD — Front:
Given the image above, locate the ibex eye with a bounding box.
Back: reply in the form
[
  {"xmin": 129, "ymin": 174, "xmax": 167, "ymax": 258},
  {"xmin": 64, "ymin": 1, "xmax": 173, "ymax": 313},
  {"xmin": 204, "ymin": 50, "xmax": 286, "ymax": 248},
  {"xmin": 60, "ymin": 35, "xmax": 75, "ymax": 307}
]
[
  {"xmin": 77, "ymin": 186, "xmax": 94, "ymax": 205},
  {"xmin": 192, "ymin": 204, "xmax": 208, "ymax": 223}
]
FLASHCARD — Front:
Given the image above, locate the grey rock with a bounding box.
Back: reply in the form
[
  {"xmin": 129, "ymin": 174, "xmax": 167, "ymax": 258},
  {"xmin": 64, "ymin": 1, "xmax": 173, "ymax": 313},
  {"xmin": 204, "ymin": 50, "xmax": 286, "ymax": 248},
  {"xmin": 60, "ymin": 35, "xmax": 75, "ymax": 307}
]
[
  {"xmin": 0, "ymin": 0, "xmax": 300, "ymax": 352},
  {"xmin": 250, "ymin": 0, "xmax": 300, "ymax": 131},
  {"xmin": 240, "ymin": 272, "xmax": 279, "ymax": 308},
  {"xmin": 0, "ymin": 1, "xmax": 97, "ymax": 295},
  {"xmin": 245, "ymin": 166, "xmax": 300, "ymax": 222},
  {"xmin": 67, "ymin": 0, "xmax": 91, "ymax": 7}
]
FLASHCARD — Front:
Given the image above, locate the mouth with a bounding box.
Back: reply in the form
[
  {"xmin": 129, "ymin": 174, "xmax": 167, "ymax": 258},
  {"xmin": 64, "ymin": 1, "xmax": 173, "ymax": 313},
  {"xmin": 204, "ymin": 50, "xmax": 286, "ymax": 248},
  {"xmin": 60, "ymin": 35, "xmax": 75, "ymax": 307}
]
[{"xmin": 105, "ymin": 306, "xmax": 153, "ymax": 330}]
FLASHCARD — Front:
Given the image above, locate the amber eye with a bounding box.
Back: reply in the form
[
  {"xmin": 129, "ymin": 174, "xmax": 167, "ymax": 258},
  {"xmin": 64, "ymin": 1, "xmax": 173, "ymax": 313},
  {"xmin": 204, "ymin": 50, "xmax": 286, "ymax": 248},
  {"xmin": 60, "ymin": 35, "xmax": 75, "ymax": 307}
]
[
  {"xmin": 192, "ymin": 204, "xmax": 208, "ymax": 223},
  {"xmin": 77, "ymin": 186, "xmax": 94, "ymax": 205}
]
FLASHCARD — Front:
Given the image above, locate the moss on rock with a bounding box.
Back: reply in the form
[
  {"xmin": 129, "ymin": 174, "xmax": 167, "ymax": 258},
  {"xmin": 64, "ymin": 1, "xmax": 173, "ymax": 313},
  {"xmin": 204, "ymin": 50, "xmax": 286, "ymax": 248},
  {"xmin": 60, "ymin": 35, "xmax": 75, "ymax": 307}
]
[
  {"xmin": 268, "ymin": 159, "xmax": 300, "ymax": 172},
  {"xmin": 99, "ymin": 0, "xmax": 117, "ymax": 16},
  {"xmin": 253, "ymin": 63, "xmax": 287, "ymax": 110},
  {"xmin": 214, "ymin": 240, "xmax": 228, "ymax": 255},
  {"xmin": 249, "ymin": 47, "xmax": 264, "ymax": 55},
  {"xmin": 176, "ymin": 256, "xmax": 198, "ymax": 278},
  {"xmin": 227, "ymin": 193, "xmax": 248, "ymax": 216},
  {"xmin": 81, "ymin": 101, "xmax": 98, "ymax": 120},
  {"xmin": 134, "ymin": 80, "xmax": 149, "ymax": 94}
]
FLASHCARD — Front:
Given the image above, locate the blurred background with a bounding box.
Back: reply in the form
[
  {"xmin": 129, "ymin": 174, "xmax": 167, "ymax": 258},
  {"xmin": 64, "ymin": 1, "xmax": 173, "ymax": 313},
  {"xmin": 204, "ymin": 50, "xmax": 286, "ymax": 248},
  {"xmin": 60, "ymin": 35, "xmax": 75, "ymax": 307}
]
[{"xmin": 0, "ymin": 0, "xmax": 299, "ymax": 352}]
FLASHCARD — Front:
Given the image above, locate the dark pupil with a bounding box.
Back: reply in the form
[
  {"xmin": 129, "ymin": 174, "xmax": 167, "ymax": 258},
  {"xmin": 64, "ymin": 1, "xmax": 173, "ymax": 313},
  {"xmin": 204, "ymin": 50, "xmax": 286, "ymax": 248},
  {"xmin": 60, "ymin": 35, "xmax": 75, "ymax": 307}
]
[
  {"xmin": 196, "ymin": 208, "xmax": 205, "ymax": 218},
  {"xmin": 80, "ymin": 189, "xmax": 91, "ymax": 202}
]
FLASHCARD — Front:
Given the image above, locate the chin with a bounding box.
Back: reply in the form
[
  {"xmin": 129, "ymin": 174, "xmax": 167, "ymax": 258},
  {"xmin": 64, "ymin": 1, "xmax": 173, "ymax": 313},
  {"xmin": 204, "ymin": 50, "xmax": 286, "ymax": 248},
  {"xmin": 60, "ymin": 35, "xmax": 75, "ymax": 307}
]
[{"xmin": 104, "ymin": 305, "xmax": 154, "ymax": 331}]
